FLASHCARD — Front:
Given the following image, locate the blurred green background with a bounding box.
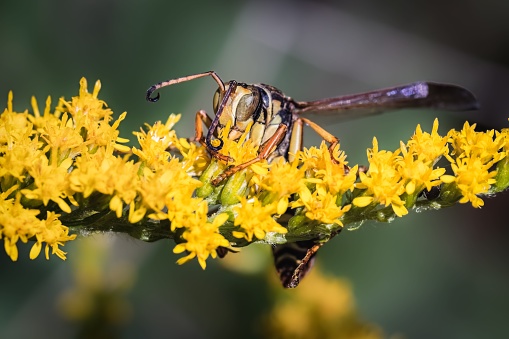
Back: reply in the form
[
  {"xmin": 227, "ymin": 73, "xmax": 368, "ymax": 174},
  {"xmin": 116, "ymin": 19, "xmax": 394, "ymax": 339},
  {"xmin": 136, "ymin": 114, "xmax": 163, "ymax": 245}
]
[{"xmin": 2, "ymin": 0, "xmax": 509, "ymax": 338}]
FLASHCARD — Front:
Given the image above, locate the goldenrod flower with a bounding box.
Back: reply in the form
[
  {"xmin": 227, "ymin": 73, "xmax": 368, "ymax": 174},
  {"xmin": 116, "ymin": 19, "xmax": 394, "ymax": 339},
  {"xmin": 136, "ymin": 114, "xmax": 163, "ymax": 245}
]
[
  {"xmin": 173, "ymin": 212, "xmax": 230, "ymax": 269},
  {"xmin": 353, "ymin": 137, "xmax": 408, "ymax": 217},
  {"xmin": 132, "ymin": 114, "xmax": 181, "ymax": 168},
  {"xmin": 233, "ymin": 196, "xmax": 288, "ymax": 242},
  {"xmin": 21, "ymin": 156, "xmax": 76, "ymax": 213},
  {"xmin": 217, "ymin": 120, "xmax": 260, "ymax": 166},
  {"xmin": 251, "ymin": 157, "xmax": 305, "ymax": 214},
  {"xmin": 29, "ymin": 211, "xmax": 77, "ymax": 260},
  {"xmin": 3, "ymin": 77, "xmax": 509, "ymax": 273},
  {"xmin": 291, "ymin": 186, "xmax": 351, "ymax": 225},
  {"xmin": 296, "ymin": 142, "xmax": 357, "ymax": 197},
  {"xmin": 407, "ymin": 118, "xmax": 448, "ymax": 164},
  {"xmin": 448, "ymin": 121, "xmax": 506, "ymax": 163},
  {"xmin": 442, "ymin": 157, "xmax": 496, "ymax": 208},
  {"xmin": 442, "ymin": 121, "xmax": 506, "ymax": 207},
  {"xmin": 396, "ymin": 141, "xmax": 445, "ymax": 196},
  {"xmin": 0, "ymin": 78, "xmax": 130, "ymax": 261},
  {"xmin": 264, "ymin": 267, "xmax": 383, "ymax": 338}
]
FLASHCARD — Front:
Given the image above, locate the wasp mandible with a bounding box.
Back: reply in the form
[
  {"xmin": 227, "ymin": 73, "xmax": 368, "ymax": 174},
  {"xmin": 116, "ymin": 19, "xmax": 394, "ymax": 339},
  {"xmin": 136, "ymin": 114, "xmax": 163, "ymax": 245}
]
[{"xmin": 146, "ymin": 71, "xmax": 478, "ymax": 288}]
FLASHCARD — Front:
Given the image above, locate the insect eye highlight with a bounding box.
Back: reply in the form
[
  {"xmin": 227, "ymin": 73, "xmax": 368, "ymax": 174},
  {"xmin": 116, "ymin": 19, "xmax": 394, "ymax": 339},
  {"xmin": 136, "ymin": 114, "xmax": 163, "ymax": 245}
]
[{"xmin": 236, "ymin": 90, "xmax": 260, "ymax": 122}]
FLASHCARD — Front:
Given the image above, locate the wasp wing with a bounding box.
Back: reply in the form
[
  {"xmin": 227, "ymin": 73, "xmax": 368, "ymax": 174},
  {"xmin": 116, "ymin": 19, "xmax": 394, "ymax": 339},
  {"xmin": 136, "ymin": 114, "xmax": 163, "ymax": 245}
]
[{"xmin": 294, "ymin": 82, "xmax": 478, "ymax": 120}]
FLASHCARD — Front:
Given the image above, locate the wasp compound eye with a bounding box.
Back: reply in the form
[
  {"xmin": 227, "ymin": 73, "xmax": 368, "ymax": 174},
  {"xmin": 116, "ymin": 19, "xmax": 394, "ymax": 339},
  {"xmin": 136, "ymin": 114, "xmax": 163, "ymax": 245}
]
[{"xmin": 236, "ymin": 90, "xmax": 261, "ymax": 122}]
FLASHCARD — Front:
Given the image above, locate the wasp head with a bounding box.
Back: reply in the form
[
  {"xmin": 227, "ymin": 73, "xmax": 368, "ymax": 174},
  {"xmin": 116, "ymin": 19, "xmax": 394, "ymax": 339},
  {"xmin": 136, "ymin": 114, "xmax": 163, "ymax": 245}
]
[{"xmin": 210, "ymin": 82, "xmax": 261, "ymax": 144}]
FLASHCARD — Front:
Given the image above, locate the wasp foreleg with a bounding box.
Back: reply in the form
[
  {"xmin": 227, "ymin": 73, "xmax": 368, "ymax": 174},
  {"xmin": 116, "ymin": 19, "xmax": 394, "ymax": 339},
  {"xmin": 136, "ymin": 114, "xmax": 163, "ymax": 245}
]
[{"xmin": 211, "ymin": 124, "xmax": 288, "ymax": 186}]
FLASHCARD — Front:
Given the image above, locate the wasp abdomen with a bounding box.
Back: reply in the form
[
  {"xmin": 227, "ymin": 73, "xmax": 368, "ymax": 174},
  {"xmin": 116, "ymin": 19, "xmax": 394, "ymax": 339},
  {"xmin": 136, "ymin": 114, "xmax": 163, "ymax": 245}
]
[{"xmin": 272, "ymin": 240, "xmax": 320, "ymax": 288}]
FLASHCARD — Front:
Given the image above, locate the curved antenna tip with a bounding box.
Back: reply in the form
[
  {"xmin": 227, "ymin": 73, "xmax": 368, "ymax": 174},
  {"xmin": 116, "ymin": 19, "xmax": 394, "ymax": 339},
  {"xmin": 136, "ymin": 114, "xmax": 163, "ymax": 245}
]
[
  {"xmin": 146, "ymin": 88, "xmax": 160, "ymax": 102},
  {"xmin": 207, "ymin": 138, "xmax": 224, "ymax": 152}
]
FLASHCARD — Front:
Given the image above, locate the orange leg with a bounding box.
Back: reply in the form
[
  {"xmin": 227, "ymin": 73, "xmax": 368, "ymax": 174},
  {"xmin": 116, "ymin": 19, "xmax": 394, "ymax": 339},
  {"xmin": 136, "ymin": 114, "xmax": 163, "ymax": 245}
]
[
  {"xmin": 299, "ymin": 117, "xmax": 354, "ymax": 174},
  {"xmin": 300, "ymin": 117, "xmax": 339, "ymax": 156},
  {"xmin": 194, "ymin": 110, "xmax": 213, "ymax": 142},
  {"xmin": 211, "ymin": 124, "xmax": 288, "ymax": 186}
]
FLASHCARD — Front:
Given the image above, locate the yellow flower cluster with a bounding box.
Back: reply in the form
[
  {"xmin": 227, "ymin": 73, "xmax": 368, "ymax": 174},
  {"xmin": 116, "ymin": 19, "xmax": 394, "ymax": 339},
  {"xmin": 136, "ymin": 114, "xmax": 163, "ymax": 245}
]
[
  {"xmin": 0, "ymin": 78, "xmax": 230, "ymax": 267},
  {"xmin": 2, "ymin": 78, "xmax": 509, "ymax": 270},
  {"xmin": 0, "ymin": 78, "xmax": 128, "ymax": 261},
  {"xmin": 353, "ymin": 120, "xmax": 442, "ymax": 216},
  {"xmin": 264, "ymin": 267, "xmax": 383, "ymax": 339},
  {"xmin": 443, "ymin": 122, "xmax": 507, "ymax": 207},
  {"xmin": 352, "ymin": 119, "xmax": 508, "ymax": 216}
]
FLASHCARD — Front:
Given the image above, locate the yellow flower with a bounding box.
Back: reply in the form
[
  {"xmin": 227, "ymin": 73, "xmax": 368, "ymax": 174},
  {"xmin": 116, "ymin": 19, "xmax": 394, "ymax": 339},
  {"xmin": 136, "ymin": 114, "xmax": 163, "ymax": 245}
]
[
  {"xmin": 29, "ymin": 95, "xmax": 61, "ymax": 128},
  {"xmin": 296, "ymin": 142, "xmax": 356, "ymax": 197},
  {"xmin": 216, "ymin": 120, "xmax": 259, "ymax": 166},
  {"xmin": 21, "ymin": 156, "xmax": 76, "ymax": 213},
  {"xmin": 407, "ymin": 118, "xmax": 448, "ymax": 164},
  {"xmin": 38, "ymin": 112, "xmax": 85, "ymax": 164},
  {"xmin": 251, "ymin": 157, "xmax": 305, "ymax": 213},
  {"xmin": 232, "ymin": 196, "xmax": 288, "ymax": 242},
  {"xmin": 58, "ymin": 78, "xmax": 113, "ymax": 122},
  {"xmin": 442, "ymin": 121, "xmax": 506, "ymax": 207},
  {"xmin": 396, "ymin": 141, "xmax": 445, "ymax": 195},
  {"xmin": 442, "ymin": 157, "xmax": 497, "ymax": 208},
  {"xmin": 133, "ymin": 115, "xmax": 210, "ymax": 176},
  {"xmin": 1, "ymin": 92, "xmax": 33, "ymax": 143},
  {"xmin": 57, "ymin": 77, "xmax": 130, "ymax": 153},
  {"xmin": 353, "ymin": 138, "xmax": 407, "ymax": 217},
  {"xmin": 178, "ymin": 139, "xmax": 210, "ymax": 176},
  {"xmin": 173, "ymin": 212, "xmax": 230, "ymax": 269},
  {"xmin": 447, "ymin": 121, "xmax": 506, "ymax": 163},
  {"xmin": 264, "ymin": 268, "xmax": 384, "ymax": 339},
  {"xmin": 69, "ymin": 150, "xmax": 140, "ymax": 218},
  {"xmin": 0, "ymin": 187, "xmax": 75, "ymax": 261},
  {"xmin": 29, "ymin": 211, "xmax": 77, "ymax": 260},
  {"xmin": 0, "ymin": 187, "xmax": 39, "ymax": 261},
  {"xmin": 138, "ymin": 158, "xmax": 203, "ymax": 224},
  {"xmin": 291, "ymin": 186, "xmax": 351, "ymax": 225},
  {"xmin": 132, "ymin": 115, "xmax": 181, "ymax": 168}
]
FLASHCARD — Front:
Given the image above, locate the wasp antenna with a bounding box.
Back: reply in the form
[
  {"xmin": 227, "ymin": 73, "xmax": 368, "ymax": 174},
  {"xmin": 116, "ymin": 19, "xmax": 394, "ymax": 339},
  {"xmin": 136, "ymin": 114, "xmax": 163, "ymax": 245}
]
[
  {"xmin": 205, "ymin": 80, "xmax": 237, "ymax": 151},
  {"xmin": 146, "ymin": 71, "xmax": 225, "ymax": 104},
  {"xmin": 207, "ymin": 136, "xmax": 224, "ymax": 152},
  {"xmin": 209, "ymin": 71, "xmax": 226, "ymax": 93},
  {"xmin": 146, "ymin": 85, "xmax": 160, "ymax": 102}
]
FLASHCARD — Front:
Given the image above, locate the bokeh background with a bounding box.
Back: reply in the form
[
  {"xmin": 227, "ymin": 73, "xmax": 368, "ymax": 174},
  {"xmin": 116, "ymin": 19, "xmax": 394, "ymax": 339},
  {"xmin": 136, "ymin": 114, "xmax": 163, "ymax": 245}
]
[{"xmin": 2, "ymin": 0, "xmax": 509, "ymax": 338}]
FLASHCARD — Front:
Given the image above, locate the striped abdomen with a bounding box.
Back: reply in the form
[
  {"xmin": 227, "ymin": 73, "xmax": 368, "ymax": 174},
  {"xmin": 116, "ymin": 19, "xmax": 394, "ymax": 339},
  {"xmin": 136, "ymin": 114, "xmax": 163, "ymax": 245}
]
[{"xmin": 272, "ymin": 240, "xmax": 323, "ymax": 288}]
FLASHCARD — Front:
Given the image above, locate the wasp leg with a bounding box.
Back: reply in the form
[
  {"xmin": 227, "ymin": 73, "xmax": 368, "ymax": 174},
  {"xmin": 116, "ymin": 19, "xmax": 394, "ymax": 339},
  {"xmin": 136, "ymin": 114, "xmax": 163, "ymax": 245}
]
[
  {"xmin": 288, "ymin": 117, "xmax": 303, "ymax": 163},
  {"xmin": 288, "ymin": 242, "xmax": 323, "ymax": 288},
  {"xmin": 216, "ymin": 246, "xmax": 240, "ymax": 258},
  {"xmin": 211, "ymin": 124, "xmax": 288, "ymax": 186},
  {"xmin": 273, "ymin": 241, "xmax": 323, "ymax": 288},
  {"xmin": 299, "ymin": 117, "xmax": 339, "ymax": 155},
  {"xmin": 194, "ymin": 110, "xmax": 213, "ymax": 142},
  {"xmin": 165, "ymin": 110, "xmax": 212, "ymax": 154},
  {"xmin": 195, "ymin": 110, "xmax": 232, "ymax": 163},
  {"xmin": 299, "ymin": 117, "xmax": 349, "ymax": 171},
  {"xmin": 358, "ymin": 165, "xmax": 368, "ymax": 174}
]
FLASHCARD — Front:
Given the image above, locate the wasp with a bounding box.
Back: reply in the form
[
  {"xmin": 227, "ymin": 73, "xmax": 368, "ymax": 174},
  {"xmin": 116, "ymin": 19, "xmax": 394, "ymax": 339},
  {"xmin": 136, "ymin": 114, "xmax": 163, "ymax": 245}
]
[{"xmin": 146, "ymin": 71, "xmax": 478, "ymax": 288}]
